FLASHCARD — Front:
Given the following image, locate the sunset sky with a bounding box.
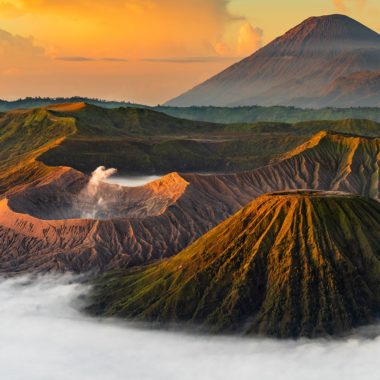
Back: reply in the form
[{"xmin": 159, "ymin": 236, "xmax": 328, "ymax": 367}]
[{"xmin": 0, "ymin": 0, "xmax": 379, "ymax": 104}]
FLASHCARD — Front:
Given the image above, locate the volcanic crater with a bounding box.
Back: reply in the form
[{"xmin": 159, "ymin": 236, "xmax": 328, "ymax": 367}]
[{"xmin": 7, "ymin": 170, "xmax": 188, "ymax": 221}]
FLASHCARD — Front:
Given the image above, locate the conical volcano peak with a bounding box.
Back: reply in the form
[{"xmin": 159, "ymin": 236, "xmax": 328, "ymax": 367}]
[
  {"xmin": 166, "ymin": 14, "xmax": 380, "ymax": 107},
  {"xmin": 89, "ymin": 191, "xmax": 380, "ymax": 338},
  {"xmin": 271, "ymin": 14, "xmax": 380, "ymax": 52}
]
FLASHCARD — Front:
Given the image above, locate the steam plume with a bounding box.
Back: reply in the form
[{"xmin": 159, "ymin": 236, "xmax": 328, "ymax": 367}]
[{"xmin": 78, "ymin": 166, "xmax": 117, "ymax": 218}]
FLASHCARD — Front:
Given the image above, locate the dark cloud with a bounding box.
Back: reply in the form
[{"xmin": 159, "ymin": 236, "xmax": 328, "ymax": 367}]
[
  {"xmin": 142, "ymin": 56, "xmax": 239, "ymax": 63},
  {"xmin": 102, "ymin": 57, "xmax": 128, "ymax": 62},
  {"xmin": 56, "ymin": 56, "xmax": 97, "ymax": 62},
  {"xmin": 56, "ymin": 56, "xmax": 127, "ymax": 62}
]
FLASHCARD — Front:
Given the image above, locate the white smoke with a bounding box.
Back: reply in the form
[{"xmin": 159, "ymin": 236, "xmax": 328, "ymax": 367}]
[
  {"xmin": 79, "ymin": 166, "xmax": 117, "ymax": 218},
  {"xmin": 0, "ymin": 275, "xmax": 380, "ymax": 380},
  {"xmin": 87, "ymin": 166, "xmax": 117, "ymax": 197}
]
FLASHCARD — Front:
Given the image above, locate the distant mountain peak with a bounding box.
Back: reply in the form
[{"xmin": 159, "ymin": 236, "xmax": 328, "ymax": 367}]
[
  {"xmin": 270, "ymin": 14, "xmax": 380, "ymax": 54},
  {"xmin": 166, "ymin": 14, "xmax": 380, "ymax": 107}
]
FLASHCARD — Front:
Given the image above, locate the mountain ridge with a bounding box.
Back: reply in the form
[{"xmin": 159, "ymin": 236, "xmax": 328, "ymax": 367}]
[{"xmin": 2, "ymin": 129, "xmax": 380, "ymax": 273}]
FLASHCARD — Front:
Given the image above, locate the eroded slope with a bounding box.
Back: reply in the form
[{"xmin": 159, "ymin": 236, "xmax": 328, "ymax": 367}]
[
  {"xmin": 89, "ymin": 191, "xmax": 380, "ymax": 338},
  {"xmin": 2, "ymin": 131, "xmax": 380, "ymax": 273}
]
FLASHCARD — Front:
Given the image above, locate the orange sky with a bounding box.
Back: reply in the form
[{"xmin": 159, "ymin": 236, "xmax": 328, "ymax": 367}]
[{"xmin": 0, "ymin": 0, "xmax": 379, "ymax": 104}]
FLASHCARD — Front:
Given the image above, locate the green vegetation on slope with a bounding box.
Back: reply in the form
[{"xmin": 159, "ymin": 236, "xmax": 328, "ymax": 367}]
[
  {"xmin": 2, "ymin": 97, "xmax": 380, "ymax": 124},
  {"xmin": 40, "ymin": 104, "xmax": 380, "ymax": 173},
  {"xmin": 0, "ymin": 97, "xmax": 380, "ymax": 124},
  {"xmin": 2, "ymin": 102, "xmax": 380, "ymax": 194},
  {"xmin": 88, "ymin": 191, "xmax": 380, "ymax": 338},
  {"xmin": 0, "ymin": 108, "xmax": 75, "ymax": 195},
  {"xmin": 158, "ymin": 106, "xmax": 380, "ymax": 124},
  {"xmin": 0, "ymin": 97, "xmax": 143, "ymax": 112}
]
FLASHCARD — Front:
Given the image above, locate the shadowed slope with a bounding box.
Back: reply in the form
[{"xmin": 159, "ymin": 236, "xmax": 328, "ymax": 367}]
[
  {"xmin": 2, "ymin": 103, "xmax": 380, "ymax": 185},
  {"xmin": 314, "ymin": 70, "xmax": 380, "ymax": 107},
  {"xmin": 89, "ymin": 191, "xmax": 380, "ymax": 338}
]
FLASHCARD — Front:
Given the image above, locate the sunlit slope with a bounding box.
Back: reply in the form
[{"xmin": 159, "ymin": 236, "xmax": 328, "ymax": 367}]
[
  {"xmin": 89, "ymin": 191, "xmax": 380, "ymax": 338},
  {"xmin": 0, "ymin": 108, "xmax": 75, "ymax": 195},
  {"xmin": 5, "ymin": 96, "xmax": 380, "ymax": 124},
  {"xmin": 185, "ymin": 131, "xmax": 380, "ymax": 203}
]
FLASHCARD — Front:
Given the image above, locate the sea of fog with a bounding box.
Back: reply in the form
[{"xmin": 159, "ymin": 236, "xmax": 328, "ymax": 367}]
[{"xmin": 0, "ymin": 276, "xmax": 379, "ymax": 380}]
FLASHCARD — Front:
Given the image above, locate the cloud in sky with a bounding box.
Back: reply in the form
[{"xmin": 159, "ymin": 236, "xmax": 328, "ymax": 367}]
[
  {"xmin": 5, "ymin": 1, "xmax": 378, "ymax": 103},
  {"xmin": 142, "ymin": 56, "xmax": 237, "ymax": 64},
  {"xmin": 56, "ymin": 56, "xmax": 96, "ymax": 62},
  {"xmin": 0, "ymin": 0, "xmax": 263, "ymax": 103},
  {"xmin": 0, "ymin": 28, "xmax": 45, "ymax": 69},
  {"xmin": 56, "ymin": 56, "xmax": 128, "ymax": 62},
  {"xmin": 214, "ymin": 21, "xmax": 263, "ymax": 57},
  {"xmin": 237, "ymin": 22, "xmax": 263, "ymax": 55},
  {"xmin": 1, "ymin": 275, "xmax": 380, "ymax": 380},
  {"xmin": 0, "ymin": 1, "xmax": 24, "ymax": 17},
  {"xmin": 0, "ymin": 0, "xmax": 258, "ymax": 59},
  {"xmin": 332, "ymin": 0, "xmax": 368, "ymax": 11}
]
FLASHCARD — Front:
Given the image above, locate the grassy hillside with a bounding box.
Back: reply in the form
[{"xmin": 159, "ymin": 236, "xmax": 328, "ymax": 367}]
[
  {"xmin": 2, "ymin": 97, "xmax": 380, "ymax": 124},
  {"xmin": 2, "ymin": 102, "xmax": 380, "ymax": 194},
  {"xmin": 159, "ymin": 105, "xmax": 380, "ymax": 124},
  {"xmin": 88, "ymin": 191, "xmax": 380, "ymax": 338},
  {"xmin": 0, "ymin": 108, "xmax": 75, "ymax": 195},
  {"xmin": 40, "ymin": 105, "xmax": 380, "ymax": 173},
  {"xmin": 0, "ymin": 97, "xmax": 143, "ymax": 112}
]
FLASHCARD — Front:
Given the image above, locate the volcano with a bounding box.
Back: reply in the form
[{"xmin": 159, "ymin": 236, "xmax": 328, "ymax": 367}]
[
  {"xmin": 2, "ymin": 130, "xmax": 380, "ymax": 273},
  {"xmin": 89, "ymin": 191, "xmax": 380, "ymax": 338},
  {"xmin": 166, "ymin": 14, "xmax": 380, "ymax": 107}
]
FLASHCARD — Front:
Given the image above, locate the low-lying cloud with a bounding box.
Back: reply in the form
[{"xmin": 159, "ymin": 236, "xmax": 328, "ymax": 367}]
[
  {"xmin": 56, "ymin": 56, "xmax": 128, "ymax": 62},
  {"xmin": 142, "ymin": 56, "xmax": 238, "ymax": 63},
  {"xmin": 0, "ymin": 275, "xmax": 380, "ymax": 380}
]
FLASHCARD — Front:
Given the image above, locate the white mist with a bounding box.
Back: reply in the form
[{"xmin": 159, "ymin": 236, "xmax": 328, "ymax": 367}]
[{"xmin": 0, "ymin": 276, "xmax": 379, "ymax": 380}]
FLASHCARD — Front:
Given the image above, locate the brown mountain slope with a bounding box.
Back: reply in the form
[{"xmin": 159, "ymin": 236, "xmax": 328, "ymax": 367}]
[
  {"xmin": 309, "ymin": 70, "xmax": 380, "ymax": 107},
  {"xmin": 166, "ymin": 14, "xmax": 380, "ymax": 107},
  {"xmin": 88, "ymin": 191, "xmax": 380, "ymax": 338},
  {"xmin": 2, "ymin": 131, "xmax": 380, "ymax": 273}
]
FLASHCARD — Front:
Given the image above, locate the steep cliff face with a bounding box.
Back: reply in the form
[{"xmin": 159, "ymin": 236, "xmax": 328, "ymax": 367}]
[
  {"xmin": 88, "ymin": 191, "xmax": 380, "ymax": 338},
  {"xmin": 166, "ymin": 14, "xmax": 380, "ymax": 107}
]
